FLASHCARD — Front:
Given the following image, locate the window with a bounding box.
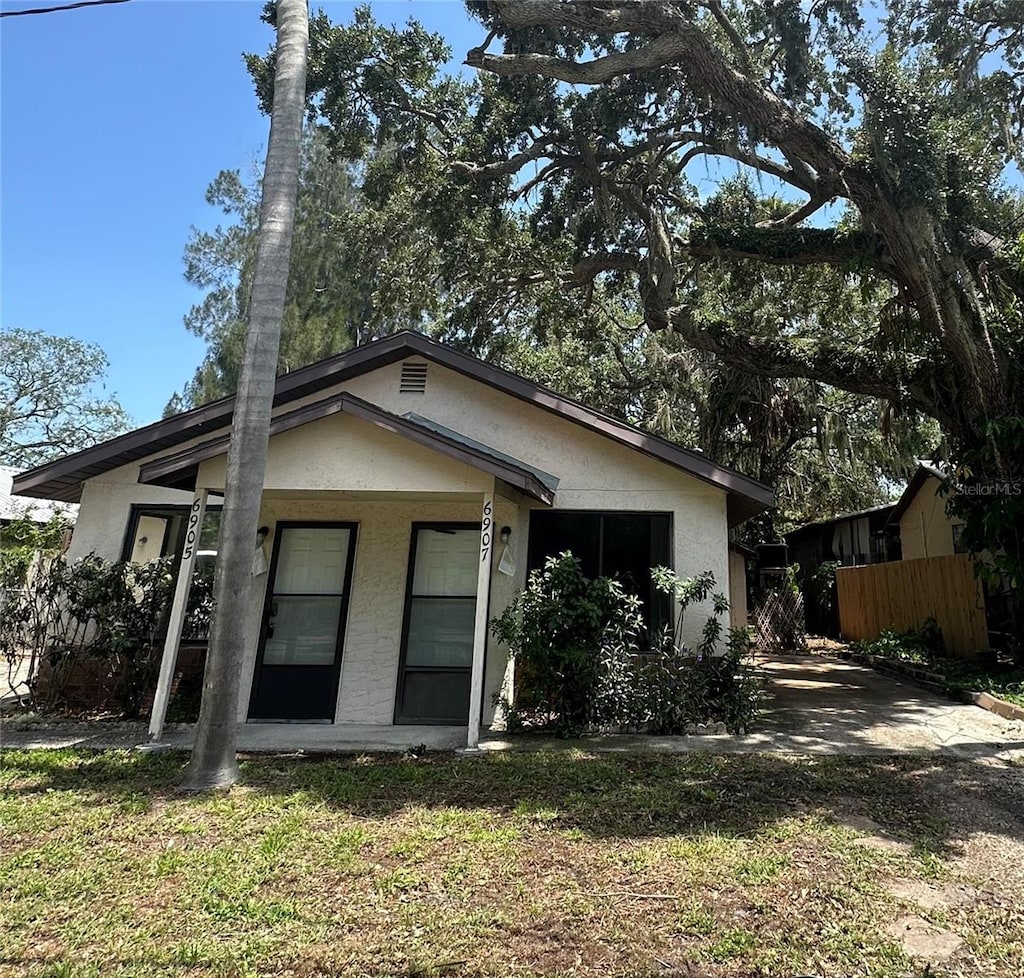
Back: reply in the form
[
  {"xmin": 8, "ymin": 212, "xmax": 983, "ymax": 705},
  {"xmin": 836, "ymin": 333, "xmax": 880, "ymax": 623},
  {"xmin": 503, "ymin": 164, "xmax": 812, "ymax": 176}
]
[
  {"xmin": 527, "ymin": 511, "xmax": 672, "ymax": 642},
  {"xmin": 122, "ymin": 505, "xmax": 222, "ymax": 565},
  {"xmin": 395, "ymin": 524, "xmax": 479, "ymax": 724}
]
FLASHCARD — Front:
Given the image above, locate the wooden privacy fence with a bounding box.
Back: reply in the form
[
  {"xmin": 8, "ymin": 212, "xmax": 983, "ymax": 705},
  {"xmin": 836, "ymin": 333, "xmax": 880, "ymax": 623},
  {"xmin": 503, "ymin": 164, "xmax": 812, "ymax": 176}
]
[{"xmin": 836, "ymin": 554, "xmax": 988, "ymax": 657}]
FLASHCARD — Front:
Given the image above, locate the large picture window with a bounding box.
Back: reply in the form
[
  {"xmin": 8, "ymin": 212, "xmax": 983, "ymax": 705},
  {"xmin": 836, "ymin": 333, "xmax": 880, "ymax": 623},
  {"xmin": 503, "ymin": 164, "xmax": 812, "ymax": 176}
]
[{"xmin": 527, "ymin": 511, "xmax": 672, "ymax": 642}]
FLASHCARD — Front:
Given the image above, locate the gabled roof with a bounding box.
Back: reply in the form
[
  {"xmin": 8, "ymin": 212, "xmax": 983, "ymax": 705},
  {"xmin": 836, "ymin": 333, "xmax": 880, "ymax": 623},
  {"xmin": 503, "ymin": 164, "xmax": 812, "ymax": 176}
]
[
  {"xmin": 887, "ymin": 464, "xmax": 946, "ymax": 526},
  {"xmin": 138, "ymin": 392, "xmax": 558, "ymax": 506},
  {"xmin": 12, "ymin": 330, "xmax": 773, "ymax": 525}
]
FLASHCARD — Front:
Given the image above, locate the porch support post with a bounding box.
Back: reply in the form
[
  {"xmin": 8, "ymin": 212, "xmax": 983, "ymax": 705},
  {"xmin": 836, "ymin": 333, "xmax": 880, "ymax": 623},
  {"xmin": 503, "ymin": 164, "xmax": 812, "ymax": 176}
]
[
  {"xmin": 466, "ymin": 484, "xmax": 495, "ymax": 749},
  {"xmin": 148, "ymin": 488, "xmax": 209, "ymax": 741}
]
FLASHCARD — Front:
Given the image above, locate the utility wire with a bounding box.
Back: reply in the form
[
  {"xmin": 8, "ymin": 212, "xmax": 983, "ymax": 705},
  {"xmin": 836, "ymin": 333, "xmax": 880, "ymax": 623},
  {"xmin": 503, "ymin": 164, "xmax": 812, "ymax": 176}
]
[{"xmin": 1, "ymin": 0, "xmax": 131, "ymax": 18}]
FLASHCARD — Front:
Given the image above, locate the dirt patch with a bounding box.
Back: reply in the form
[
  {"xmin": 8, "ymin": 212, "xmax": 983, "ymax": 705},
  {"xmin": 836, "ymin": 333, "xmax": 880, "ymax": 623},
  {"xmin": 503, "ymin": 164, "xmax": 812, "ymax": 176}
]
[
  {"xmin": 885, "ymin": 878, "xmax": 980, "ymax": 910},
  {"xmin": 886, "ymin": 914, "xmax": 964, "ymax": 962},
  {"xmin": 836, "ymin": 814, "xmax": 914, "ymax": 854}
]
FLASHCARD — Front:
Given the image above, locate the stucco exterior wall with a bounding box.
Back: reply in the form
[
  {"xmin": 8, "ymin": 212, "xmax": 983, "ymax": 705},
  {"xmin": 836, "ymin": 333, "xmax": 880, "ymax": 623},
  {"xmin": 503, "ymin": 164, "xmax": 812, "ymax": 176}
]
[
  {"xmin": 340, "ymin": 359, "xmax": 731, "ymax": 637},
  {"xmin": 197, "ymin": 412, "xmax": 493, "ymax": 496},
  {"xmin": 899, "ymin": 475, "xmax": 960, "ymax": 561},
  {"xmin": 239, "ymin": 493, "xmax": 517, "ymax": 726},
  {"xmin": 69, "ymin": 467, "xmax": 194, "ymax": 561},
  {"xmin": 728, "ymin": 550, "xmax": 748, "ymax": 628}
]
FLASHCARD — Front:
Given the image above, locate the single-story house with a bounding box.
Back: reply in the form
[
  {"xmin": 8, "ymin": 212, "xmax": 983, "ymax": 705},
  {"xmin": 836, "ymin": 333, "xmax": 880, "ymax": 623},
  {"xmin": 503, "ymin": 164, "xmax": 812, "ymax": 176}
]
[
  {"xmin": 12, "ymin": 332, "xmax": 772, "ymax": 745},
  {"xmin": 886, "ymin": 463, "xmax": 965, "ymax": 560}
]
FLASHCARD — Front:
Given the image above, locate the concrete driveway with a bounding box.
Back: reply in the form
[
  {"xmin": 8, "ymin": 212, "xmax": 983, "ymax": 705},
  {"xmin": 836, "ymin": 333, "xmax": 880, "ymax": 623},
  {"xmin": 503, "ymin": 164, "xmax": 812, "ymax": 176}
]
[{"xmin": 750, "ymin": 654, "xmax": 1024, "ymax": 760}]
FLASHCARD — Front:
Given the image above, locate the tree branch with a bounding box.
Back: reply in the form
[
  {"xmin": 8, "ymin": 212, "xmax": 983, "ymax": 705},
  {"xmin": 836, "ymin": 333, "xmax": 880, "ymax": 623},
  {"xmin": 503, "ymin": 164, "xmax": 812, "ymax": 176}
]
[
  {"xmin": 467, "ymin": 32, "xmax": 689, "ymax": 87},
  {"xmin": 682, "ymin": 224, "xmax": 889, "ymax": 272},
  {"xmin": 666, "ymin": 308, "xmax": 905, "ymax": 402},
  {"xmin": 451, "ymin": 138, "xmax": 553, "ymax": 179},
  {"xmin": 758, "ymin": 196, "xmax": 831, "ymax": 228},
  {"xmin": 471, "ymin": 2, "xmax": 852, "ymax": 189},
  {"xmin": 702, "ymin": 0, "xmax": 753, "ymax": 73}
]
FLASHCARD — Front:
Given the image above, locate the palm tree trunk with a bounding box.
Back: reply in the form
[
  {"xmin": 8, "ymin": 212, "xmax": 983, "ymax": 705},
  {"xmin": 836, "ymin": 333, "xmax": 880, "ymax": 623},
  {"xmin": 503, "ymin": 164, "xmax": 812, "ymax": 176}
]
[{"xmin": 183, "ymin": 0, "xmax": 308, "ymax": 790}]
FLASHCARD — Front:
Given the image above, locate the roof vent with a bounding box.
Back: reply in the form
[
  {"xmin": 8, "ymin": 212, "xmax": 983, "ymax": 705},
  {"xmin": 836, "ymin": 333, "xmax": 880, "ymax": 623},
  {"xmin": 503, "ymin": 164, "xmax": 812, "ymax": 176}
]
[{"xmin": 400, "ymin": 361, "xmax": 428, "ymax": 394}]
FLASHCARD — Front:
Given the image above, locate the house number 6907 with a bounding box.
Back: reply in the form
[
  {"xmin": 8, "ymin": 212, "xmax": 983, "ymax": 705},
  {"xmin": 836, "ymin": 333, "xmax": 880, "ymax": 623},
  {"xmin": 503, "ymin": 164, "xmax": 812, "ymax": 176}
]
[{"xmin": 480, "ymin": 499, "xmax": 493, "ymax": 563}]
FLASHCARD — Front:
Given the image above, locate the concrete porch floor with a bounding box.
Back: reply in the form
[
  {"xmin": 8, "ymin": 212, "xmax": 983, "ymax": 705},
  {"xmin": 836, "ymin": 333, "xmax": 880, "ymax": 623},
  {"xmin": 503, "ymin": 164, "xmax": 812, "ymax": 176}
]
[{"xmin": 163, "ymin": 723, "xmax": 471, "ymax": 753}]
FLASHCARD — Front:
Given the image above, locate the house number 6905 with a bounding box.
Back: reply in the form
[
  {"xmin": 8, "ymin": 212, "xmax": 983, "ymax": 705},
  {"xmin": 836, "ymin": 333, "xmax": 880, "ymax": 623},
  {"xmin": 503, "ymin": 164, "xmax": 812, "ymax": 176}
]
[{"xmin": 181, "ymin": 496, "xmax": 203, "ymax": 562}]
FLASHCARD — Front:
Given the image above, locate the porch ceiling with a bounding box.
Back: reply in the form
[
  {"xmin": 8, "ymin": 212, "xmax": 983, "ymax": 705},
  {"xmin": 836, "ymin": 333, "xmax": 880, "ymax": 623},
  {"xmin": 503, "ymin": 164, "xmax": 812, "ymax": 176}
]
[{"xmin": 137, "ymin": 392, "xmax": 557, "ymax": 505}]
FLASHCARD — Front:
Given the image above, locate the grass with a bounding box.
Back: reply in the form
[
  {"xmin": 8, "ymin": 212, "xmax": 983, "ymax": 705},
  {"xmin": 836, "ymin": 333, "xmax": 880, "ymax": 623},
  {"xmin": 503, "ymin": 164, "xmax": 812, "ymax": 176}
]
[{"xmin": 1, "ymin": 749, "xmax": 1023, "ymax": 977}]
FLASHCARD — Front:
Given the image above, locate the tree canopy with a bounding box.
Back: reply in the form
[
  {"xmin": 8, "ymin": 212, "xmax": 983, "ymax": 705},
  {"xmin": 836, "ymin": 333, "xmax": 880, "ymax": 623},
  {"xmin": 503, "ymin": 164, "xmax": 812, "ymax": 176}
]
[
  {"xmin": 178, "ymin": 1, "xmax": 1021, "ymax": 543},
  {"xmin": 0, "ymin": 327, "xmax": 129, "ymax": 468}
]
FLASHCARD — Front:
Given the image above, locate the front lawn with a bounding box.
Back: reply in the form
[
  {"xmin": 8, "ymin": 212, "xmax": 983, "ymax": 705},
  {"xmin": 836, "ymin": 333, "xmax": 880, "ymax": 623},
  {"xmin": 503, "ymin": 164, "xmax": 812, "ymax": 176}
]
[{"xmin": 2, "ymin": 750, "xmax": 1023, "ymax": 977}]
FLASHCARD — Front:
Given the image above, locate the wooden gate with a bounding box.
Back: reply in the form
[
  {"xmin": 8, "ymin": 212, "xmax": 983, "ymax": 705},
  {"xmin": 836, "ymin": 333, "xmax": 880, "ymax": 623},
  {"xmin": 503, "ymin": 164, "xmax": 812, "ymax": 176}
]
[{"xmin": 836, "ymin": 554, "xmax": 988, "ymax": 657}]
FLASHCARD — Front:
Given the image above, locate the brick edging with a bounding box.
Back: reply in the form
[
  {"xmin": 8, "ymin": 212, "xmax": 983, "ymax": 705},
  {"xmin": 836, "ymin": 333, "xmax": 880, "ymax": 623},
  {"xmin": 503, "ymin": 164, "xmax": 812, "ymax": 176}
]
[{"xmin": 834, "ymin": 649, "xmax": 1024, "ymax": 721}]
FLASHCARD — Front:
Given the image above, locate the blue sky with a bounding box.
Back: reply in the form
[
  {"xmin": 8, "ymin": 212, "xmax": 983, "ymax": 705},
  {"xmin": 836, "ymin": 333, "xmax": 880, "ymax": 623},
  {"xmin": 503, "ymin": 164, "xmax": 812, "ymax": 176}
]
[{"xmin": 1, "ymin": 0, "xmax": 481, "ymax": 424}]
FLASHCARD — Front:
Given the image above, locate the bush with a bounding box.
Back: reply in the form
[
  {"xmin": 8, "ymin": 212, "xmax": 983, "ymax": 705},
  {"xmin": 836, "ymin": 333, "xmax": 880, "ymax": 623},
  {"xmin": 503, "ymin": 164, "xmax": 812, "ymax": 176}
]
[
  {"xmin": 1, "ymin": 554, "xmax": 176, "ymax": 717},
  {"xmin": 493, "ymin": 556, "xmax": 764, "ymax": 736},
  {"xmin": 852, "ymin": 619, "xmax": 944, "ymax": 664},
  {"xmin": 492, "ymin": 552, "xmax": 643, "ymax": 735},
  {"xmin": 638, "ymin": 627, "xmax": 762, "ymax": 734},
  {"xmin": 635, "ymin": 568, "xmax": 763, "ymax": 734}
]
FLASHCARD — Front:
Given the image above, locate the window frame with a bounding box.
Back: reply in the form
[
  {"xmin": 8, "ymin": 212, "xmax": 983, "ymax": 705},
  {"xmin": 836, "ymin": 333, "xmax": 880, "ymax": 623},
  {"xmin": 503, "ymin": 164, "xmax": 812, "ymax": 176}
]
[
  {"xmin": 526, "ymin": 509, "xmax": 674, "ymax": 645},
  {"xmin": 120, "ymin": 503, "xmax": 223, "ymax": 564}
]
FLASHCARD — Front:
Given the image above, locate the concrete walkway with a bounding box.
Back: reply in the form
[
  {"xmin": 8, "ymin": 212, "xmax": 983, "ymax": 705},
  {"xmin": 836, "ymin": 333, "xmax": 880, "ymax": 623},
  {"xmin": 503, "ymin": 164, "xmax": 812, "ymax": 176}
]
[{"xmin": 2, "ymin": 655, "xmax": 1023, "ymax": 759}]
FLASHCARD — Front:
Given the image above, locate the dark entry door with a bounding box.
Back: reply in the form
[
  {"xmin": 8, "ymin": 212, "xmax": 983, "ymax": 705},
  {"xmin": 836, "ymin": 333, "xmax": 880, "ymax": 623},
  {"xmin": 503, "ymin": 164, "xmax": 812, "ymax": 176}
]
[
  {"xmin": 248, "ymin": 523, "xmax": 357, "ymax": 721},
  {"xmin": 395, "ymin": 525, "xmax": 479, "ymax": 724}
]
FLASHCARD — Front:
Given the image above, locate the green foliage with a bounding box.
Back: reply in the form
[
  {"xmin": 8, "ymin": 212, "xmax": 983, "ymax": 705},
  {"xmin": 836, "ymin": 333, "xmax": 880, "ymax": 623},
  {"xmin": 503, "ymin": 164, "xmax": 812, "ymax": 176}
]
[
  {"xmin": 491, "ymin": 552, "xmax": 643, "ymax": 736},
  {"xmin": 636, "ymin": 627, "xmax": 763, "ymax": 736},
  {"xmin": 854, "ymin": 625, "xmax": 1024, "ymax": 707},
  {"xmin": 493, "ymin": 557, "xmax": 763, "ymax": 736},
  {"xmin": 0, "ymin": 513, "xmax": 70, "ymax": 583},
  {"xmin": 1, "ymin": 327, "xmax": 129, "ymax": 466},
  {"xmin": 945, "ymin": 415, "xmax": 1024, "ymax": 587},
  {"xmin": 171, "ymin": 134, "xmax": 379, "ymax": 409},
  {"xmin": 1, "ymin": 555, "xmax": 180, "ymax": 717},
  {"xmin": 173, "ymin": 4, "xmax": 947, "ymax": 538},
  {"xmin": 852, "ymin": 624, "xmax": 943, "ymax": 665}
]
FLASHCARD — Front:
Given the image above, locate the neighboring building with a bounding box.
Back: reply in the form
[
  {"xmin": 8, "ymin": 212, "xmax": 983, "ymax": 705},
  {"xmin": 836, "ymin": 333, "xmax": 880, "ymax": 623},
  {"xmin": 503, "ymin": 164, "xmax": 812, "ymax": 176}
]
[
  {"xmin": 0, "ymin": 465, "xmax": 76, "ymax": 534},
  {"xmin": 727, "ymin": 541, "xmax": 755, "ymax": 629},
  {"xmin": 887, "ymin": 464, "xmax": 965, "ymax": 561},
  {"xmin": 784, "ymin": 503, "xmax": 900, "ymax": 635},
  {"xmin": 785, "ymin": 503, "xmax": 900, "ymax": 577},
  {"xmin": 12, "ymin": 332, "xmax": 772, "ymax": 743}
]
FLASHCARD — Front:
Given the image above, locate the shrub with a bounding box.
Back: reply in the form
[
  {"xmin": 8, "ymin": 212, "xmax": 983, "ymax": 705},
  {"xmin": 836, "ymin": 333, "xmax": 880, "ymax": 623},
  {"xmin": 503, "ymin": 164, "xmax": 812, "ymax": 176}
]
[
  {"xmin": 492, "ymin": 552, "xmax": 643, "ymax": 735},
  {"xmin": 493, "ymin": 557, "xmax": 764, "ymax": 736},
  {"xmin": 637, "ymin": 568, "xmax": 763, "ymax": 734},
  {"xmin": 638, "ymin": 627, "xmax": 762, "ymax": 734},
  {"xmin": 1, "ymin": 554, "xmax": 176, "ymax": 717},
  {"xmin": 852, "ymin": 620, "xmax": 944, "ymax": 664}
]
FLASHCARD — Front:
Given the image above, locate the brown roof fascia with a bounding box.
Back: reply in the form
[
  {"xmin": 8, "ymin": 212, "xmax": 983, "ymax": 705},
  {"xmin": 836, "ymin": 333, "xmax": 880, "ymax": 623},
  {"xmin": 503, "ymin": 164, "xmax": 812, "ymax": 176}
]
[
  {"xmin": 388, "ymin": 333, "xmax": 773, "ymax": 507},
  {"xmin": 9, "ymin": 341, "xmax": 413, "ymax": 502},
  {"xmin": 14, "ymin": 330, "xmax": 771, "ymax": 517},
  {"xmin": 138, "ymin": 391, "xmax": 556, "ymax": 505}
]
